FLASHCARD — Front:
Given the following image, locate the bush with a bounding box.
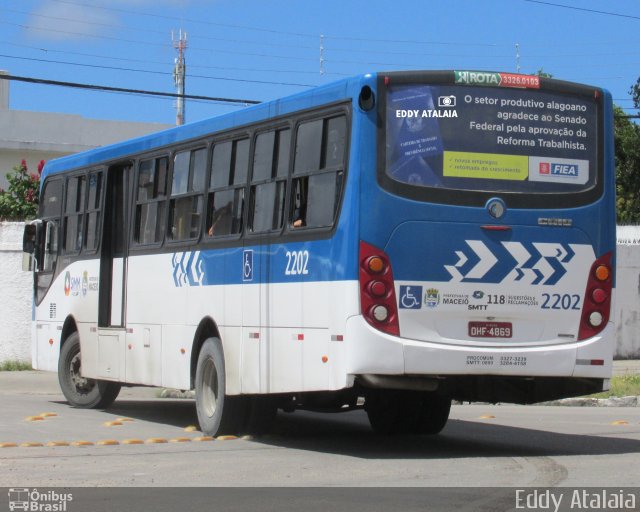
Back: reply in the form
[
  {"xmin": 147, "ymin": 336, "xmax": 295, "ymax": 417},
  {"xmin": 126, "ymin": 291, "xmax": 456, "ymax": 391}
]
[{"xmin": 0, "ymin": 159, "xmax": 43, "ymax": 221}]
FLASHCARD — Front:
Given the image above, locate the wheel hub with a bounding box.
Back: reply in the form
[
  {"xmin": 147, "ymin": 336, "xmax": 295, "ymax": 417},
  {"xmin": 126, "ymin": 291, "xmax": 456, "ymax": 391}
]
[{"xmin": 69, "ymin": 352, "xmax": 95, "ymax": 393}]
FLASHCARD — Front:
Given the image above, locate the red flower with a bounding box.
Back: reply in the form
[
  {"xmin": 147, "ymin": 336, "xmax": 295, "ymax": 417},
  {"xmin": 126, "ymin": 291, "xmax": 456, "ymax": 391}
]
[
  {"xmin": 26, "ymin": 190, "xmax": 34, "ymax": 202},
  {"xmin": 38, "ymin": 160, "xmax": 45, "ymax": 175},
  {"xmin": 30, "ymin": 173, "xmax": 39, "ymax": 182},
  {"xmin": 21, "ymin": 159, "xmax": 27, "ymax": 171}
]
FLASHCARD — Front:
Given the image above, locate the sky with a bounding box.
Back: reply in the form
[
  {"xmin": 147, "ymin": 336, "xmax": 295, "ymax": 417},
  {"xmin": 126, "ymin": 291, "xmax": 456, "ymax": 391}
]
[{"xmin": 1, "ymin": 0, "xmax": 639, "ymax": 125}]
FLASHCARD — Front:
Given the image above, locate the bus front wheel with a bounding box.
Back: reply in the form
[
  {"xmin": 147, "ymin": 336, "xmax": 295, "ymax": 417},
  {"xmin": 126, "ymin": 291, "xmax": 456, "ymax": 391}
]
[
  {"xmin": 195, "ymin": 337, "xmax": 246, "ymax": 436},
  {"xmin": 58, "ymin": 332, "xmax": 121, "ymax": 409}
]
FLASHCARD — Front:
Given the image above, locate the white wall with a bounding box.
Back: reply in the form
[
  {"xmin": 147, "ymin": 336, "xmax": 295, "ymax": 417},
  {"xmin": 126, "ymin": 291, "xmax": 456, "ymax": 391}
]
[
  {"xmin": 0, "ymin": 222, "xmax": 638, "ymax": 363},
  {"xmin": 0, "ymin": 222, "xmax": 32, "ymax": 362},
  {"xmin": 615, "ymin": 226, "xmax": 640, "ymax": 359}
]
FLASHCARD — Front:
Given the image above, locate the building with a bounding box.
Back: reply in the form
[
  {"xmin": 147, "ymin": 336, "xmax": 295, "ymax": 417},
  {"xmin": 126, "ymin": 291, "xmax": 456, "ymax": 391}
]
[{"xmin": 0, "ymin": 71, "xmax": 171, "ymax": 189}]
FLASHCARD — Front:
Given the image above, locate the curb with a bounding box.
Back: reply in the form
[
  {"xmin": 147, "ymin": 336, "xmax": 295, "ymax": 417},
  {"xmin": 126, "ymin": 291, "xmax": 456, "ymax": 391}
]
[
  {"xmin": 539, "ymin": 396, "xmax": 640, "ymax": 407},
  {"xmin": 159, "ymin": 389, "xmax": 195, "ymax": 399}
]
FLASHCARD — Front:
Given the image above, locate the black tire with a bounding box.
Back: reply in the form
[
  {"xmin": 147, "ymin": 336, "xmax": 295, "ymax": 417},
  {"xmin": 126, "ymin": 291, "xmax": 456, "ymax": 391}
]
[
  {"xmin": 243, "ymin": 396, "xmax": 278, "ymax": 436},
  {"xmin": 416, "ymin": 394, "xmax": 451, "ymax": 435},
  {"xmin": 365, "ymin": 389, "xmax": 403, "ymax": 435},
  {"xmin": 58, "ymin": 332, "xmax": 121, "ymax": 409},
  {"xmin": 195, "ymin": 337, "xmax": 246, "ymax": 436},
  {"xmin": 365, "ymin": 390, "xmax": 451, "ymax": 435}
]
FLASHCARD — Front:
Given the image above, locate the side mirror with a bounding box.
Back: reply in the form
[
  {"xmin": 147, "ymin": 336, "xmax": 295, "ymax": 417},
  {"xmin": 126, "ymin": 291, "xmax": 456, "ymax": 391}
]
[
  {"xmin": 22, "ymin": 252, "xmax": 35, "ymax": 272},
  {"xmin": 21, "ymin": 222, "xmax": 41, "ymax": 272},
  {"xmin": 23, "ymin": 224, "xmax": 37, "ymax": 254}
]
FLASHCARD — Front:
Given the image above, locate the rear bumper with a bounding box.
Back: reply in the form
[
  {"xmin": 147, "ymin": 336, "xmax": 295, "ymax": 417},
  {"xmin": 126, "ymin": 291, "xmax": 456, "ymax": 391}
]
[{"xmin": 346, "ymin": 315, "xmax": 614, "ymax": 380}]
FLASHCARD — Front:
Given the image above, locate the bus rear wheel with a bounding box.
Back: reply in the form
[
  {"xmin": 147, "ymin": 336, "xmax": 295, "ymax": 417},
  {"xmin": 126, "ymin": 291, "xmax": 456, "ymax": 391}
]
[
  {"xmin": 365, "ymin": 390, "xmax": 451, "ymax": 435},
  {"xmin": 195, "ymin": 337, "xmax": 246, "ymax": 436},
  {"xmin": 58, "ymin": 332, "xmax": 121, "ymax": 409}
]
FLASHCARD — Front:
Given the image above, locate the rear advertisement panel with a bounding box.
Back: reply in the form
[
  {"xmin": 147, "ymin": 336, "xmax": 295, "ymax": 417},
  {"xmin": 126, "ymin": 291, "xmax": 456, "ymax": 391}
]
[{"xmin": 385, "ymin": 76, "xmax": 598, "ymax": 194}]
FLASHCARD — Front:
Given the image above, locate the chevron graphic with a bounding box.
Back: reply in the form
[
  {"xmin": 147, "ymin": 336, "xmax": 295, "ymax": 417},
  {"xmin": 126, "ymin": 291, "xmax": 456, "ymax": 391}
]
[
  {"xmin": 172, "ymin": 251, "xmax": 205, "ymax": 287},
  {"xmin": 445, "ymin": 240, "xmax": 497, "ymax": 282},
  {"xmin": 445, "ymin": 240, "xmax": 580, "ymax": 285}
]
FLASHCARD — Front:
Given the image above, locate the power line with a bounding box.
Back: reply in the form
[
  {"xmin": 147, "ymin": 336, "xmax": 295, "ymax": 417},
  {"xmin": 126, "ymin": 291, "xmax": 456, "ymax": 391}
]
[
  {"xmin": 1, "ymin": 21, "xmax": 319, "ymax": 63},
  {"xmin": 0, "ymin": 74, "xmax": 261, "ymax": 105},
  {"xmin": 524, "ymin": 0, "xmax": 640, "ymax": 21},
  {"xmin": 0, "ymin": 53, "xmax": 316, "ymax": 87},
  {"xmin": 4, "ymin": 7, "xmax": 317, "ymax": 51},
  {"xmin": 2, "ymin": 41, "xmax": 335, "ymax": 76}
]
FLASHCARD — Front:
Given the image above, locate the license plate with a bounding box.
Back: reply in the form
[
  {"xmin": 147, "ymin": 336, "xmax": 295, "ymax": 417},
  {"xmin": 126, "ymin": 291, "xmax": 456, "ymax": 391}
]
[{"xmin": 468, "ymin": 321, "xmax": 512, "ymax": 338}]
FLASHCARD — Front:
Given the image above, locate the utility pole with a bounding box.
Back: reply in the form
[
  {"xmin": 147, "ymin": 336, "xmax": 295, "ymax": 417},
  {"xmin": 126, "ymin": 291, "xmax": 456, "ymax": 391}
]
[{"xmin": 172, "ymin": 29, "xmax": 187, "ymax": 126}]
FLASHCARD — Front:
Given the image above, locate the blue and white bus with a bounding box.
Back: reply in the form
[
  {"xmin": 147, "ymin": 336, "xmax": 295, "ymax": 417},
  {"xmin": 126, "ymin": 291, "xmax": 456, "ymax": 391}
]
[{"xmin": 23, "ymin": 70, "xmax": 616, "ymax": 436}]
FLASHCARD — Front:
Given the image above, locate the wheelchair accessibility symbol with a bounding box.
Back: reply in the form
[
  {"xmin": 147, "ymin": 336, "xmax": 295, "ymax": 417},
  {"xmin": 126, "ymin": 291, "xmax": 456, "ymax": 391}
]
[
  {"xmin": 399, "ymin": 285, "xmax": 422, "ymax": 309},
  {"xmin": 243, "ymin": 250, "xmax": 254, "ymax": 282}
]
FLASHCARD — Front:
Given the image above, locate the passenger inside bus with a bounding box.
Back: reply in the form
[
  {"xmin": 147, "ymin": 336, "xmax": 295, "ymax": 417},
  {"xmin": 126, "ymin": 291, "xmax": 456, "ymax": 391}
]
[
  {"xmin": 208, "ymin": 201, "xmax": 233, "ymax": 236},
  {"xmin": 292, "ymin": 178, "xmax": 307, "ymax": 228}
]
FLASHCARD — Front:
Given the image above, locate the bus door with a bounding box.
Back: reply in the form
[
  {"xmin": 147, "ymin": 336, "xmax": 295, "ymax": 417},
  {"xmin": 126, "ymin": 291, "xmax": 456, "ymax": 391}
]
[{"xmin": 97, "ymin": 162, "xmax": 131, "ymax": 379}]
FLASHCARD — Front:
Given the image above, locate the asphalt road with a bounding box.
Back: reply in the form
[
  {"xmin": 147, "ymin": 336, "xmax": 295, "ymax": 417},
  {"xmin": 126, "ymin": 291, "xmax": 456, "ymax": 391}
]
[{"xmin": 0, "ymin": 372, "xmax": 639, "ymax": 490}]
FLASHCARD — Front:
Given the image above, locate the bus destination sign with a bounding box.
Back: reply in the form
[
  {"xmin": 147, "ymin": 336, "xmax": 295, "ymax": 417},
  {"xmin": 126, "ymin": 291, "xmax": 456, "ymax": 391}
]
[{"xmin": 455, "ymin": 71, "xmax": 541, "ymax": 89}]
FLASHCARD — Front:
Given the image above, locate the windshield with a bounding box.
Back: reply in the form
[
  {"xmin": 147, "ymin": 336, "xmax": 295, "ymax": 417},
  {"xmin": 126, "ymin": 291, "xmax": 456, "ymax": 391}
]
[{"xmin": 384, "ymin": 82, "xmax": 599, "ymax": 196}]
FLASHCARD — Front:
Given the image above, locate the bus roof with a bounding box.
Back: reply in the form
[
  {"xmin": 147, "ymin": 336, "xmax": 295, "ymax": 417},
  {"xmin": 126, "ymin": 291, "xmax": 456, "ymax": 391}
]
[
  {"xmin": 39, "ymin": 70, "xmax": 608, "ymax": 182},
  {"xmin": 40, "ymin": 72, "xmax": 371, "ymax": 181}
]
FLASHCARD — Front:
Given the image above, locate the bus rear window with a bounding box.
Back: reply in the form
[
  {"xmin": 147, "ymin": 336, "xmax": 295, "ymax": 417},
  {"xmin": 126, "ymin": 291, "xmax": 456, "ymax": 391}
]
[{"xmin": 384, "ymin": 83, "xmax": 598, "ymax": 195}]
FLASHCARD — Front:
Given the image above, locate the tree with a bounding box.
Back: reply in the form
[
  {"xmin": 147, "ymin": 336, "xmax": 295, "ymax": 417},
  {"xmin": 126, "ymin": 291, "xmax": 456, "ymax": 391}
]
[
  {"xmin": 614, "ymin": 106, "xmax": 640, "ymax": 223},
  {"xmin": 0, "ymin": 159, "xmax": 43, "ymax": 221}
]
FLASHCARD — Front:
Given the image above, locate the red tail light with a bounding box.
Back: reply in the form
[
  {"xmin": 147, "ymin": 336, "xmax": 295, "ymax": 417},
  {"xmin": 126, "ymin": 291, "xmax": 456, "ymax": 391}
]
[
  {"xmin": 578, "ymin": 252, "xmax": 613, "ymax": 341},
  {"xmin": 359, "ymin": 241, "xmax": 399, "ymax": 336}
]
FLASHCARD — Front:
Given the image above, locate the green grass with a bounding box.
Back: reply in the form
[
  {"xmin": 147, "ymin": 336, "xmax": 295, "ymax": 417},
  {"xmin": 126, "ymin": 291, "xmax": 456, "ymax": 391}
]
[
  {"xmin": 590, "ymin": 374, "xmax": 640, "ymax": 398},
  {"xmin": 0, "ymin": 360, "xmax": 32, "ymax": 371}
]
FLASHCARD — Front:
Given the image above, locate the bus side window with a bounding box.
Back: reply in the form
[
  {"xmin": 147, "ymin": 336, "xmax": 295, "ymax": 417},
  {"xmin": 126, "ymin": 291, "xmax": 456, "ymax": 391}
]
[
  {"xmin": 39, "ymin": 178, "xmax": 62, "ymax": 272},
  {"xmin": 134, "ymin": 156, "xmax": 168, "ymax": 245},
  {"xmin": 63, "ymin": 175, "xmax": 86, "ymax": 253},
  {"xmin": 84, "ymin": 172, "xmax": 102, "ymax": 252},
  {"xmin": 207, "ymin": 139, "xmax": 248, "ymax": 237},
  {"xmin": 290, "ymin": 115, "xmax": 346, "ymax": 229},
  {"xmin": 250, "ymin": 128, "xmax": 290, "ymax": 233},
  {"xmin": 169, "ymin": 148, "xmax": 206, "ymax": 241}
]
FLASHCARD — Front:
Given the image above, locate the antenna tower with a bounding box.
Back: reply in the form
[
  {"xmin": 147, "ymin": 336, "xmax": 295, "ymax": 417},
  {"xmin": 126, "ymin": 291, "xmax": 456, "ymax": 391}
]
[{"xmin": 173, "ymin": 29, "xmax": 188, "ymax": 126}]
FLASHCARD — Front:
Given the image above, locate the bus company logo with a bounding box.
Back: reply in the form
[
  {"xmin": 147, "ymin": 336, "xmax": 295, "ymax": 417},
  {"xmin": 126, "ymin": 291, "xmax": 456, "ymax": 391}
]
[
  {"xmin": 472, "ymin": 290, "xmax": 485, "ymax": 300},
  {"xmin": 424, "ymin": 288, "xmax": 440, "ymax": 309},
  {"xmin": 8, "ymin": 488, "xmax": 73, "ymax": 512},
  {"xmin": 63, "ymin": 272, "xmax": 81, "ymax": 297}
]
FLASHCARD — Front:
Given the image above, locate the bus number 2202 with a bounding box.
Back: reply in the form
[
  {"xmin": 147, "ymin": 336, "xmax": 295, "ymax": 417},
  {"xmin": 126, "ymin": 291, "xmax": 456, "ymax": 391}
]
[
  {"xmin": 285, "ymin": 250, "xmax": 309, "ymax": 276},
  {"xmin": 541, "ymin": 293, "xmax": 581, "ymax": 310}
]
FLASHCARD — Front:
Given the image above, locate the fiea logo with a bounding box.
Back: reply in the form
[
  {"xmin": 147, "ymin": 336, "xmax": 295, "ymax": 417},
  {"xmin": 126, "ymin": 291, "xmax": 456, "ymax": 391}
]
[
  {"xmin": 551, "ymin": 163, "xmax": 579, "ymax": 176},
  {"xmin": 539, "ymin": 162, "xmax": 579, "ymax": 177}
]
